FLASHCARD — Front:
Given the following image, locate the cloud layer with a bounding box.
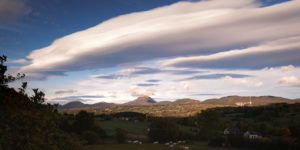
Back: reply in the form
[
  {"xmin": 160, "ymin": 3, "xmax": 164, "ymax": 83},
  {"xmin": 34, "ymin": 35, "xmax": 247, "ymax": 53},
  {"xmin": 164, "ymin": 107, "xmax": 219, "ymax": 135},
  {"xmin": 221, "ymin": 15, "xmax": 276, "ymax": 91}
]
[
  {"xmin": 161, "ymin": 36, "xmax": 300, "ymax": 69},
  {"xmin": 54, "ymin": 89, "xmax": 77, "ymax": 95},
  {"xmin": 20, "ymin": 0, "xmax": 300, "ymax": 79}
]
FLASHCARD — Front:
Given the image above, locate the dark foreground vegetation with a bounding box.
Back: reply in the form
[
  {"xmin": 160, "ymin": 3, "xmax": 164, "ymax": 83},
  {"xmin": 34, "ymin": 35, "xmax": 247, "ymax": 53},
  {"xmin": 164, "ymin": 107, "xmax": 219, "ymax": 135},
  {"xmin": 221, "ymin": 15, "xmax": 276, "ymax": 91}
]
[
  {"xmin": 1, "ymin": 55, "xmax": 300, "ymax": 150},
  {"xmin": 0, "ymin": 56, "xmax": 84, "ymax": 150}
]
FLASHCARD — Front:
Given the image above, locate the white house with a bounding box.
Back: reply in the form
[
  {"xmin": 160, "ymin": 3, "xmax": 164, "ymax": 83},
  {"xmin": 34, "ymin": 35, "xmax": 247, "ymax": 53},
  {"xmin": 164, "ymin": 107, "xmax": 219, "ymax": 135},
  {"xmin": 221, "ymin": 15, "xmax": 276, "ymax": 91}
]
[
  {"xmin": 243, "ymin": 131, "xmax": 262, "ymax": 139},
  {"xmin": 224, "ymin": 127, "xmax": 240, "ymax": 135}
]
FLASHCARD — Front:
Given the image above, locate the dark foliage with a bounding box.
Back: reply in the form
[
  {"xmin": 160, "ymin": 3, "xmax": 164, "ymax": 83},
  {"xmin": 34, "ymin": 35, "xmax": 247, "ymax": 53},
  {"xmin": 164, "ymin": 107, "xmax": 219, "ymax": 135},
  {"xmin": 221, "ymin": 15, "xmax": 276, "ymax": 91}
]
[
  {"xmin": 197, "ymin": 109, "xmax": 223, "ymax": 140},
  {"xmin": 208, "ymin": 136, "xmax": 226, "ymax": 147},
  {"xmin": 95, "ymin": 111, "xmax": 147, "ymax": 121},
  {"xmin": 0, "ymin": 55, "xmax": 82, "ymax": 150},
  {"xmin": 148, "ymin": 118, "xmax": 183, "ymax": 142},
  {"xmin": 82, "ymin": 131, "xmax": 100, "ymax": 145},
  {"xmin": 71, "ymin": 110, "xmax": 107, "ymax": 139},
  {"xmin": 115, "ymin": 128, "xmax": 127, "ymax": 144}
]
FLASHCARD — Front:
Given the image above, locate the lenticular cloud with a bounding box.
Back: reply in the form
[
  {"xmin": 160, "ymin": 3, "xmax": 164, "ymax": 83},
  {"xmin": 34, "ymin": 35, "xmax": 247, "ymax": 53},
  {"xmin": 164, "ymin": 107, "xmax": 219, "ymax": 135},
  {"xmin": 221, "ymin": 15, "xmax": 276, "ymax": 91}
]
[{"xmin": 20, "ymin": 0, "xmax": 300, "ymax": 79}]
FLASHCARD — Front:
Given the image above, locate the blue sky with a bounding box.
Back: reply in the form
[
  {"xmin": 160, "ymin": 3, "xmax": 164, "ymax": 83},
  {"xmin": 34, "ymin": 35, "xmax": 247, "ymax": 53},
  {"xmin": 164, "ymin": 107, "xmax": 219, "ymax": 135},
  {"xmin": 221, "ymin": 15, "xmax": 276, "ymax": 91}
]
[{"xmin": 1, "ymin": 0, "xmax": 300, "ymax": 104}]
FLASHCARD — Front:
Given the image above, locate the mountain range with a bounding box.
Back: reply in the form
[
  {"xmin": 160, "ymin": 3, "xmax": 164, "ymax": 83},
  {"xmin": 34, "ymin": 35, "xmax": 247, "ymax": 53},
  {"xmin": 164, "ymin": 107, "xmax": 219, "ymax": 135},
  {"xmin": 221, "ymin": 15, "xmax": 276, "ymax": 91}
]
[
  {"xmin": 58, "ymin": 95, "xmax": 300, "ymax": 109},
  {"xmin": 58, "ymin": 101, "xmax": 115, "ymax": 109}
]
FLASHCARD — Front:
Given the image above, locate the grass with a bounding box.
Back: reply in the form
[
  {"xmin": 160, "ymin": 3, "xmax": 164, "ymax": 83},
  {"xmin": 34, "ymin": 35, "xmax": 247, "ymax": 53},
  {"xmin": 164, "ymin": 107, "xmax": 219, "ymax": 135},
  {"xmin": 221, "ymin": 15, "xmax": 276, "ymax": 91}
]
[
  {"xmin": 98, "ymin": 120, "xmax": 198, "ymax": 137},
  {"xmin": 179, "ymin": 125, "xmax": 197, "ymax": 134},
  {"xmin": 85, "ymin": 142, "xmax": 247, "ymax": 150},
  {"xmin": 85, "ymin": 144, "xmax": 175, "ymax": 150},
  {"xmin": 97, "ymin": 120, "xmax": 148, "ymax": 136}
]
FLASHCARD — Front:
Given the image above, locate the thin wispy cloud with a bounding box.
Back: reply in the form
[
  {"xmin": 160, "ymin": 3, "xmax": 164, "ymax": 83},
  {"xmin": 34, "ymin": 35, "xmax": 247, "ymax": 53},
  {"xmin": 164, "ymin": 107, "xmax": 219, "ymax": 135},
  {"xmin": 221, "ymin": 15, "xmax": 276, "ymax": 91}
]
[
  {"xmin": 7, "ymin": 58, "xmax": 29, "ymax": 64},
  {"xmin": 160, "ymin": 37, "xmax": 300, "ymax": 69},
  {"xmin": 184, "ymin": 73, "xmax": 251, "ymax": 80},
  {"xmin": 90, "ymin": 67, "xmax": 202, "ymax": 80},
  {"xmin": 91, "ymin": 74, "xmax": 125, "ymax": 79},
  {"xmin": 146, "ymin": 79, "xmax": 160, "ymax": 83},
  {"xmin": 137, "ymin": 83, "xmax": 159, "ymax": 87},
  {"xmin": 51, "ymin": 95, "xmax": 106, "ymax": 103},
  {"xmin": 54, "ymin": 89, "xmax": 77, "ymax": 95}
]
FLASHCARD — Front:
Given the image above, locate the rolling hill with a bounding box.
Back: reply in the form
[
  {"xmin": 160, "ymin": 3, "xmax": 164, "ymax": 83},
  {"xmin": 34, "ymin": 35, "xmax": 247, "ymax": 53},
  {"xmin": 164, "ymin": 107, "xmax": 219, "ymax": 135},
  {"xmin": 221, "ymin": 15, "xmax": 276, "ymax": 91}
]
[
  {"xmin": 59, "ymin": 95, "xmax": 300, "ymax": 110},
  {"xmin": 59, "ymin": 95, "xmax": 300, "ymax": 117},
  {"xmin": 173, "ymin": 98, "xmax": 201, "ymax": 105},
  {"xmin": 201, "ymin": 95, "xmax": 298, "ymax": 106},
  {"xmin": 58, "ymin": 101, "xmax": 115, "ymax": 109}
]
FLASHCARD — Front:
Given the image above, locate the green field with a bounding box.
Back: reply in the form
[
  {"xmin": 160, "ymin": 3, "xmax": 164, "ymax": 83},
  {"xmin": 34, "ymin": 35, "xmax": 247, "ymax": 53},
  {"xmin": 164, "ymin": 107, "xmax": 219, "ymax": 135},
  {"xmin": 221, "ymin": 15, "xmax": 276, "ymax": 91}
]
[
  {"xmin": 97, "ymin": 120, "xmax": 148, "ymax": 136},
  {"xmin": 97, "ymin": 120, "xmax": 197, "ymax": 137}
]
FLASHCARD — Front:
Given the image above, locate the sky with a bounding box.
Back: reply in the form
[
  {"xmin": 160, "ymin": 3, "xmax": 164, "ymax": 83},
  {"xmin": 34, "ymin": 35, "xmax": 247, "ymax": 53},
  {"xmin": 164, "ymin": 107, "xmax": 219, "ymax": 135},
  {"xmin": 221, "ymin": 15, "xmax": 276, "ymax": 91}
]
[{"xmin": 1, "ymin": 0, "xmax": 300, "ymax": 104}]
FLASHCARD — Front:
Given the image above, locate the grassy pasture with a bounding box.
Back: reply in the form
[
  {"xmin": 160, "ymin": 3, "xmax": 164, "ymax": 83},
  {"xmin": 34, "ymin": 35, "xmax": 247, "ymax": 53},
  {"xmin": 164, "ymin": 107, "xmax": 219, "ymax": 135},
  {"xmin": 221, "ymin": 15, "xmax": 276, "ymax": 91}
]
[
  {"xmin": 85, "ymin": 142, "xmax": 247, "ymax": 150},
  {"xmin": 97, "ymin": 120, "xmax": 197, "ymax": 137},
  {"xmin": 97, "ymin": 120, "xmax": 148, "ymax": 136}
]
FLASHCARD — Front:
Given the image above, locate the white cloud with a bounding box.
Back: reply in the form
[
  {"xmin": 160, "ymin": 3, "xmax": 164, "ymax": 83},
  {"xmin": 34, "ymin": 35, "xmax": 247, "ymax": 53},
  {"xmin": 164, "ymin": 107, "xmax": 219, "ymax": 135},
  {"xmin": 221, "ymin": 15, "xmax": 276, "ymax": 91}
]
[
  {"xmin": 54, "ymin": 89, "xmax": 77, "ymax": 95},
  {"xmin": 221, "ymin": 75, "xmax": 233, "ymax": 81},
  {"xmin": 180, "ymin": 81, "xmax": 194, "ymax": 90},
  {"xmin": 129, "ymin": 86, "xmax": 156, "ymax": 97},
  {"xmin": 7, "ymin": 58, "xmax": 29, "ymax": 64},
  {"xmin": 160, "ymin": 36, "xmax": 300, "ymax": 69},
  {"xmin": 254, "ymin": 81, "xmax": 264, "ymax": 87},
  {"xmin": 262, "ymin": 67, "xmax": 274, "ymax": 71},
  {"xmin": 278, "ymin": 76, "xmax": 300, "ymax": 84},
  {"xmin": 281, "ymin": 65, "xmax": 295, "ymax": 72},
  {"xmin": 41, "ymin": 65, "xmax": 300, "ymax": 104},
  {"xmin": 236, "ymin": 79, "xmax": 249, "ymax": 85},
  {"xmin": 120, "ymin": 68, "xmax": 145, "ymax": 74},
  {"xmin": 220, "ymin": 75, "xmax": 264, "ymax": 87},
  {"xmin": 19, "ymin": 0, "xmax": 300, "ymax": 79}
]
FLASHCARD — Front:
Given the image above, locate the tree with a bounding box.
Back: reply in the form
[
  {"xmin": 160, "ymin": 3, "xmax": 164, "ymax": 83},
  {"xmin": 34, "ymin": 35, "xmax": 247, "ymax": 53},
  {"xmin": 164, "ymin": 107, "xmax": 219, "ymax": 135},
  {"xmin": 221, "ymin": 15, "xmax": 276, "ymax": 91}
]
[
  {"xmin": 197, "ymin": 109, "xmax": 223, "ymax": 139},
  {"xmin": 0, "ymin": 55, "xmax": 25, "ymax": 87},
  {"xmin": 148, "ymin": 118, "xmax": 181, "ymax": 142},
  {"xmin": 0, "ymin": 55, "xmax": 82, "ymax": 150},
  {"xmin": 115, "ymin": 128, "xmax": 127, "ymax": 144},
  {"xmin": 31, "ymin": 88, "xmax": 45, "ymax": 103},
  {"xmin": 71, "ymin": 110, "xmax": 107, "ymax": 138},
  {"xmin": 83, "ymin": 131, "xmax": 99, "ymax": 145},
  {"xmin": 72, "ymin": 110, "xmax": 96, "ymax": 134}
]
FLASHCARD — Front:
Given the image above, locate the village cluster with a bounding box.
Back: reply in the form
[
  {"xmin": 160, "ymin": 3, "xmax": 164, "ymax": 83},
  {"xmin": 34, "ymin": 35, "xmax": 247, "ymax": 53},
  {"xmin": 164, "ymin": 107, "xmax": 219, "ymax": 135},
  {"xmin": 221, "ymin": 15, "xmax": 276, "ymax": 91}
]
[
  {"xmin": 224, "ymin": 127, "xmax": 262, "ymax": 139},
  {"xmin": 127, "ymin": 140, "xmax": 190, "ymax": 149}
]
